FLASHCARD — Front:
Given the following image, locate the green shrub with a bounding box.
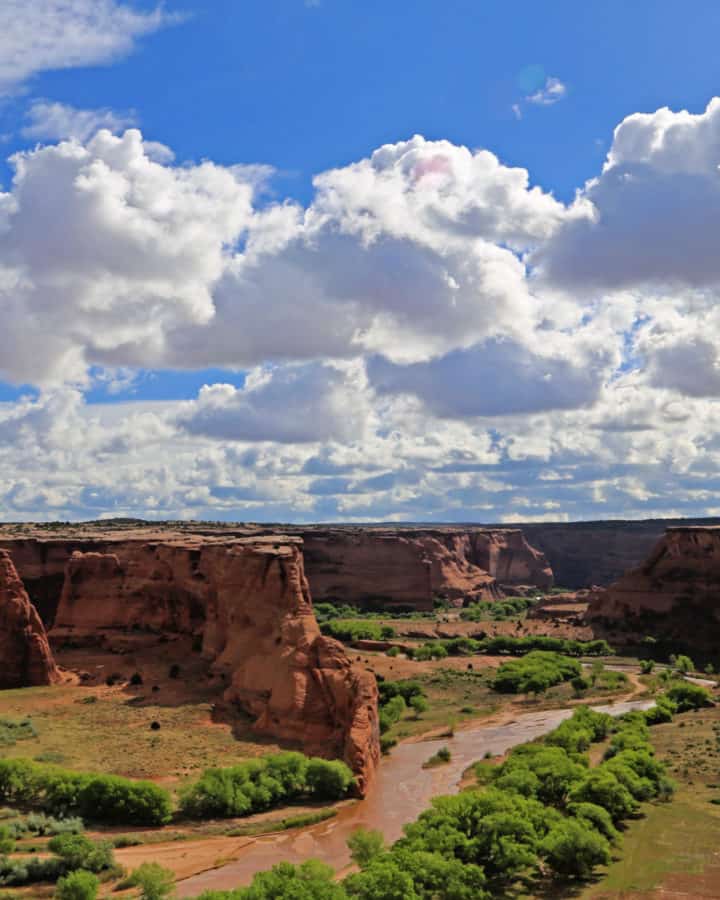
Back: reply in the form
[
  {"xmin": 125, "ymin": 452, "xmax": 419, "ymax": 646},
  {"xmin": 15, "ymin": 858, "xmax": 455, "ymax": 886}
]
[
  {"xmin": 569, "ymin": 769, "xmax": 638, "ymax": 821},
  {"xmin": 540, "ymin": 818, "xmax": 611, "ymax": 878},
  {"xmin": 0, "ymin": 758, "xmax": 172, "ymax": 826},
  {"xmin": 124, "ymin": 862, "xmax": 175, "ymax": 899},
  {"xmin": 54, "ymin": 870, "xmax": 99, "ymax": 900},
  {"xmin": 305, "ymin": 760, "xmax": 354, "ymax": 800},
  {"xmin": 379, "ymin": 695, "xmax": 406, "ymax": 734},
  {"xmin": 491, "ymin": 652, "xmax": 582, "ymax": 695},
  {"xmin": 347, "ymin": 828, "xmax": 384, "ymax": 868},
  {"xmin": 0, "ymin": 827, "xmax": 13, "ymax": 856},
  {"xmin": 666, "ymin": 682, "xmax": 713, "ymax": 711},
  {"xmin": 47, "ymin": 833, "xmax": 114, "ymax": 873},
  {"xmin": 180, "ymin": 753, "xmax": 354, "ymax": 819}
]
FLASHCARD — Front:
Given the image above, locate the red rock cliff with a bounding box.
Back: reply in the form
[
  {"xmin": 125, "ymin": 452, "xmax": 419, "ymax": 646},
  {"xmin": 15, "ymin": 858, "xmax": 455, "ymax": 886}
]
[
  {"xmin": 48, "ymin": 536, "xmax": 380, "ymax": 793},
  {"xmin": 298, "ymin": 527, "xmax": 553, "ymax": 610},
  {"xmin": 0, "ymin": 550, "xmax": 60, "ymax": 688},
  {"xmin": 585, "ymin": 526, "xmax": 720, "ymax": 647}
]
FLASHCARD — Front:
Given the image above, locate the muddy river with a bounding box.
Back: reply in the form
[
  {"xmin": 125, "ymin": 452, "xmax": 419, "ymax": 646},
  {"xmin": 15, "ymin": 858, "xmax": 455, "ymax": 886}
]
[{"xmin": 177, "ymin": 699, "xmax": 652, "ymax": 896}]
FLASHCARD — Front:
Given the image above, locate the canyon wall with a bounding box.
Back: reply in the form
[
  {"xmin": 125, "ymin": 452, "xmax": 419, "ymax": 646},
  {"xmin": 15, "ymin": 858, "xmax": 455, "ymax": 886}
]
[
  {"xmin": 585, "ymin": 526, "xmax": 720, "ymax": 648},
  {"xmin": 3, "ymin": 533, "xmax": 379, "ymax": 793},
  {"xmin": 517, "ymin": 518, "xmax": 720, "ymax": 588},
  {"xmin": 0, "ymin": 549, "xmax": 59, "ymax": 688},
  {"xmin": 297, "ymin": 527, "xmax": 553, "ymax": 610}
]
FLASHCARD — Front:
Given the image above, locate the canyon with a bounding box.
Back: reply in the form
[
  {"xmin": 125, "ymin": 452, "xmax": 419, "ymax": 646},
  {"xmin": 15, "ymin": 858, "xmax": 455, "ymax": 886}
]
[{"xmin": 585, "ymin": 525, "xmax": 720, "ymax": 649}]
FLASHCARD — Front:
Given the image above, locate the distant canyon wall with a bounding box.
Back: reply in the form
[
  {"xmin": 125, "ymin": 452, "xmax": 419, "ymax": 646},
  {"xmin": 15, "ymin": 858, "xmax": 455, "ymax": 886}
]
[
  {"xmin": 585, "ymin": 526, "xmax": 720, "ymax": 649},
  {"xmin": 515, "ymin": 518, "xmax": 720, "ymax": 588},
  {"xmin": 296, "ymin": 527, "xmax": 553, "ymax": 610}
]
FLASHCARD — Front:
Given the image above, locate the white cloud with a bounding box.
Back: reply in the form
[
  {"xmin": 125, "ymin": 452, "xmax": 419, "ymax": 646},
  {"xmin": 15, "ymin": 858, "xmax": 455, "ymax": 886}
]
[
  {"xmin": 0, "ymin": 0, "xmax": 178, "ymax": 96},
  {"xmin": 526, "ymin": 76, "xmax": 567, "ymax": 106},
  {"xmin": 0, "ymin": 128, "xmax": 255, "ymax": 385},
  {"xmin": 177, "ymin": 362, "xmax": 371, "ymax": 444},
  {"xmin": 22, "ymin": 100, "xmax": 137, "ymax": 142},
  {"xmin": 537, "ymin": 98, "xmax": 720, "ymax": 290},
  {"xmin": 2, "ymin": 106, "xmax": 720, "ymax": 521}
]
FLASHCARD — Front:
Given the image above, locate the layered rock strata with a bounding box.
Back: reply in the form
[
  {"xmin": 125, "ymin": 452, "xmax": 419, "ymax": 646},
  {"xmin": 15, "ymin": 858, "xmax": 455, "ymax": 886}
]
[
  {"xmin": 298, "ymin": 527, "xmax": 553, "ymax": 610},
  {"xmin": 585, "ymin": 527, "xmax": 720, "ymax": 646},
  {"xmin": 0, "ymin": 549, "xmax": 60, "ymax": 688},
  {"xmin": 47, "ymin": 536, "xmax": 380, "ymax": 793}
]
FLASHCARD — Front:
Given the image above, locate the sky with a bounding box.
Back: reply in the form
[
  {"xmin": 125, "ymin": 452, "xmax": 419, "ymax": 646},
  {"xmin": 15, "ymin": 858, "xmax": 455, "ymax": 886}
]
[{"xmin": 2, "ymin": 1, "xmax": 720, "ymax": 523}]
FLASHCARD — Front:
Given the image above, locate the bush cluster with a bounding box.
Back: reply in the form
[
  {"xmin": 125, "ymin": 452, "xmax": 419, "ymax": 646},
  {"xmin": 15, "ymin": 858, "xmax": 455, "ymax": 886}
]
[
  {"xmin": 377, "ymin": 681, "xmax": 427, "ymax": 736},
  {"xmin": 0, "ymin": 759, "xmax": 172, "ymax": 826},
  {"xmin": 491, "ymin": 651, "xmax": 582, "ymax": 694},
  {"xmin": 407, "ymin": 635, "xmax": 612, "ymax": 660},
  {"xmin": 179, "ymin": 752, "xmax": 354, "ymax": 819},
  {"xmin": 320, "ymin": 620, "xmax": 396, "ymax": 643},
  {"xmin": 0, "ymin": 833, "xmax": 115, "ymax": 887},
  {"xmin": 0, "ymin": 718, "xmax": 37, "ymax": 747},
  {"xmin": 460, "ymin": 596, "xmax": 538, "ymax": 622}
]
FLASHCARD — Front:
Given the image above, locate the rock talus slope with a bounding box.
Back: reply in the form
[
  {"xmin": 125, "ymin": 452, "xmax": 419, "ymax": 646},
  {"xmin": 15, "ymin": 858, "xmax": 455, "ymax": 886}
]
[
  {"xmin": 50, "ymin": 536, "xmax": 380, "ymax": 793},
  {"xmin": 0, "ymin": 549, "xmax": 59, "ymax": 688},
  {"xmin": 586, "ymin": 526, "xmax": 720, "ymax": 647}
]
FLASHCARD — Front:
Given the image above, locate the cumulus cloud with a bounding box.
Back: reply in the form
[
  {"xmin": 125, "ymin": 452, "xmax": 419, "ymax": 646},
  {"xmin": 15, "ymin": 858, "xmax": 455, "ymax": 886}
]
[
  {"xmin": 0, "ymin": 129, "xmax": 255, "ymax": 384},
  {"xmin": 22, "ymin": 100, "xmax": 137, "ymax": 142},
  {"xmin": 367, "ymin": 339, "xmax": 605, "ymax": 418},
  {"xmin": 176, "ymin": 363, "xmax": 371, "ymax": 444},
  {"xmin": 537, "ymin": 98, "xmax": 720, "ymax": 290},
  {"xmin": 3, "ymin": 105, "xmax": 720, "ymax": 521},
  {"xmin": 0, "ymin": 0, "xmax": 177, "ymax": 95}
]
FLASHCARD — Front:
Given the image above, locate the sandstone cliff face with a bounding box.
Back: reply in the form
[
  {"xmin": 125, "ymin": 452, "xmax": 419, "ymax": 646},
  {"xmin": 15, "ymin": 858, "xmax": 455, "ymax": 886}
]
[
  {"xmin": 48, "ymin": 536, "xmax": 380, "ymax": 793},
  {"xmin": 299, "ymin": 527, "xmax": 552, "ymax": 610},
  {"xmin": 0, "ymin": 550, "xmax": 59, "ymax": 688},
  {"xmin": 585, "ymin": 527, "xmax": 720, "ymax": 646}
]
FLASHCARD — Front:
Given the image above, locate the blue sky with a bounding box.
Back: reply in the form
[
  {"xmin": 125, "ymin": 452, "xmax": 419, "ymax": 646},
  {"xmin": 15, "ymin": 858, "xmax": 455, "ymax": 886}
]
[
  {"xmin": 5, "ymin": 0, "xmax": 720, "ymax": 206},
  {"xmin": 2, "ymin": 1, "xmax": 720, "ymax": 522}
]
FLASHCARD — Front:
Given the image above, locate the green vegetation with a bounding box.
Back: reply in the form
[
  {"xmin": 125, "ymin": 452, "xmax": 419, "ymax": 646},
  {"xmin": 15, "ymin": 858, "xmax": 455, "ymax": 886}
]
[
  {"xmin": 422, "ymin": 746, "xmax": 451, "ymax": 768},
  {"xmin": 196, "ymin": 689, "xmax": 690, "ymax": 899},
  {"xmin": 460, "ymin": 596, "xmax": 538, "ymax": 621},
  {"xmin": 55, "ymin": 869, "xmax": 100, "ymax": 900},
  {"xmin": 378, "ymin": 681, "xmax": 428, "ymax": 737},
  {"xmin": 179, "ymin": 752, "xmax": 354, "ymax": 818},
  {"xmin": 121, "ymin": 862, "xmax": 175, "ymax": 899},
  {"xmin": 406, "ymin": 635, "xmax": 612, "ymax": 660},
  {"xmin": 0, "ymin": 832, "xmax": 116, "ymax": 887},
  {"xmin": 0, "ymin": 758, "xmax": 172, "ymax": 825},
  {"xmin": 321, "ymin": 620, "xmax": 396, "ymax": 642},
  {"xmin": 315, "ymin": 602, "xmax": 434, "ymax": 623},
  {"xmin": 491, "ymin": 651, "xmax": 582, "ymax": 694},
  {"xmin": 666, "ymin": 681, "xmax": 713, "ymax": 711},
  {"xmin": 0, "ymin": 718, "xmax": 37, "ymax": 747},
  {"xmin": 347, "ymin": 828, "xmax": 385, "ymax": 868}
]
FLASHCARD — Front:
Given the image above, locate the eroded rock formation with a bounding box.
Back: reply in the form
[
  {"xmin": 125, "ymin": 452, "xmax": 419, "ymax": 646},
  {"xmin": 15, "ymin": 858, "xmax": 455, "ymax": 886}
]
[
  {"xmin": 48, "ymin": 536, "xmax": 380, "ymax": 793},
  {"xmin": 0, "ymin": 550, "xmax": 59, "ymax": 688},
  {"xmin": 585, "ymin": 526, "xmax": 720, "ymax": 647},
  {"xmin": 298, "ymin": 527, "xmax": 553, "ymax": 610}
]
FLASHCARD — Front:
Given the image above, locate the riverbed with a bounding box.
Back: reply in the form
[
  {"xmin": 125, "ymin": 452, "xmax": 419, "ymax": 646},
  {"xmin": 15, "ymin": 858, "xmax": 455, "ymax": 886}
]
[{"xmin": 177, "ymin": 698, "xmax": 653, "ymax": 897}]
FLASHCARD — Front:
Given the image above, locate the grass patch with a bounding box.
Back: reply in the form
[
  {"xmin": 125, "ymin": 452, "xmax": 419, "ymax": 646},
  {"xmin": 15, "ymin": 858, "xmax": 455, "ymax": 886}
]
[{"xmin": 580, "ymin": 703, "xmax": 720, "ymax": 897}]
